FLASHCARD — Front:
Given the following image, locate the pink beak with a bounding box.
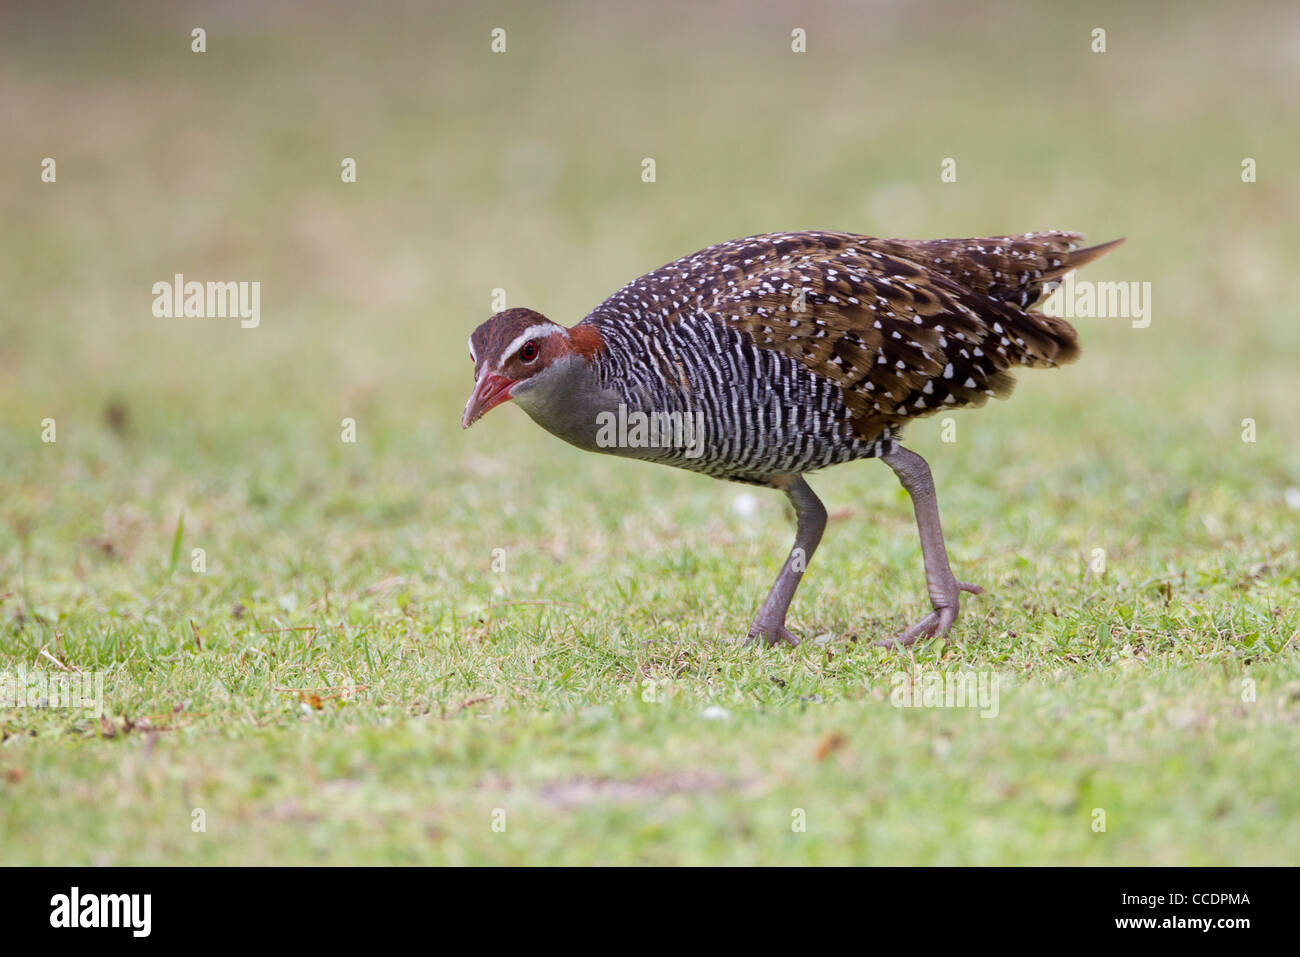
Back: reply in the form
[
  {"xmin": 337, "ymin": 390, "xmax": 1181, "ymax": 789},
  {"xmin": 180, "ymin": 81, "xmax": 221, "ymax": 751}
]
[{"xmin": 462, "ymin": 372, "xmax": 516, "ymax": 428}]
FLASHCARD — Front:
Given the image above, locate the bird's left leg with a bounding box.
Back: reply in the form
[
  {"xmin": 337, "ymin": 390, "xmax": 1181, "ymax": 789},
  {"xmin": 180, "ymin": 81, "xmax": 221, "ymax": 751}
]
[
  {"xmin": 745, "ymin": 475, "xmax": 827, "ymax": 648},
  {"xmin": 876, "ymin": 445, "xmax": 984, "ymax": 648}
]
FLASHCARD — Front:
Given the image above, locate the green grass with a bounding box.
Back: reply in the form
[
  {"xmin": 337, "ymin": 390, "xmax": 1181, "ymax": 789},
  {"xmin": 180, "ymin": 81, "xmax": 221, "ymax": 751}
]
[{"xmin": 1, "ymin": 1, "xmax": 1298, "ymax": 865}]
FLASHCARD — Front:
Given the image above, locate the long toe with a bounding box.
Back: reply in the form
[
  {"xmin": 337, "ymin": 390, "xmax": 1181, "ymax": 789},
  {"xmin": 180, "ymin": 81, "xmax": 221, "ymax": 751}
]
[
  {"xmin": 875, "ymin": 610, "xmax": 944, "ymax": 648},
  {"xmin": 745, "ymin": 622, "xmax": 801, "ymax": 647},
  {"xmin": 876, "ymin": 582, "xmax": 985, "ymax": 649}
]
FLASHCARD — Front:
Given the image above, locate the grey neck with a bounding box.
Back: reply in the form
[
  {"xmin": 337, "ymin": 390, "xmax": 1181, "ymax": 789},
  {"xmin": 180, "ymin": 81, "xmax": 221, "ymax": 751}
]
[{"xmin": 510, "ymin": 354, "xmax": 622, "ymax": 453}]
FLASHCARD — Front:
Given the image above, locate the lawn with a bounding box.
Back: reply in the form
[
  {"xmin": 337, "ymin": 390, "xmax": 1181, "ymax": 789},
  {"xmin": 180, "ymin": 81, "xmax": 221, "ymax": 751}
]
[{"xmin": 1, "ymin": 0, "xmax": 1298, "ymax": 865}]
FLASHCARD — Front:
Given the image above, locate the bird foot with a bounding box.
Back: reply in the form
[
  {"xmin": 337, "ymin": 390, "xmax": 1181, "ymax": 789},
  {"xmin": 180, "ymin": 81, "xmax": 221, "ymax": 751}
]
[
  {"xmin": 874, "ymin": 581, "xmax": 984, "ymax": 649},
  {"xmin": 744, "ymin": 620, "xmax": 801, "ymax": 648}
]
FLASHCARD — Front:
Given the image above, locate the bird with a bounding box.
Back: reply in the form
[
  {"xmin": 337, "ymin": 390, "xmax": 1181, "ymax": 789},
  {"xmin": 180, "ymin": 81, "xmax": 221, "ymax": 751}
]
[{"xmin": 463, "ymin": 230, "xmax": 1122, "ymax": 648}]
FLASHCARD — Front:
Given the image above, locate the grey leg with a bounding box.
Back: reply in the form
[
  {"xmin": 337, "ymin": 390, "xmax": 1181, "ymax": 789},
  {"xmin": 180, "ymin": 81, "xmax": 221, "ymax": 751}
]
[
  {"xmin": 876, "ymin": 445, "xmax": 984, "ymax": 648},
  {"xmin": 745, "ymin": 475, "xmax": 827, "ymax": 647}
]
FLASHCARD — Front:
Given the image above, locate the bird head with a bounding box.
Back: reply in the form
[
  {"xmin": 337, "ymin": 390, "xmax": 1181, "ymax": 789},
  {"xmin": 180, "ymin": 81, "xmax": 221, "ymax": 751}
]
[{"xmin": 462, "ymin": 308, "xmax": 576, "ymax": 428}]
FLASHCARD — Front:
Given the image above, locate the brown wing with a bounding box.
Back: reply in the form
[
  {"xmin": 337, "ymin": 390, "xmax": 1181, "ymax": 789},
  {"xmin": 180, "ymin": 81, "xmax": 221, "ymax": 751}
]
[{"xmin": 685, "ymin": 231, "xmax": 1119, "ymax": 439}]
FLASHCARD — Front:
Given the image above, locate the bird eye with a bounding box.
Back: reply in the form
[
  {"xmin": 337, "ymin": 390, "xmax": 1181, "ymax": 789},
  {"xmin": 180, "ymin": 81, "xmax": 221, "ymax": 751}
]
[{"xmin": 519, "ymin": 340, "xmax": 539, "ymax": 363}]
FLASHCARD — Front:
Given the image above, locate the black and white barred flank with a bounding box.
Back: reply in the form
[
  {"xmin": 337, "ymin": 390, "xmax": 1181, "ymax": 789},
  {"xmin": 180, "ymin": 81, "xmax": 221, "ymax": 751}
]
[{"xmin": 587, "ymin": 311, "xmax": 891, "ymax": 483}]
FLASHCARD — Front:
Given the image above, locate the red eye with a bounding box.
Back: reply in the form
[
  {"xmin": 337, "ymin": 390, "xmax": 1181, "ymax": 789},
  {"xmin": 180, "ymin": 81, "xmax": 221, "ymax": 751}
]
[{"xmin": 519, "ymin": 340, "xmax": 539, "ymax": 362}]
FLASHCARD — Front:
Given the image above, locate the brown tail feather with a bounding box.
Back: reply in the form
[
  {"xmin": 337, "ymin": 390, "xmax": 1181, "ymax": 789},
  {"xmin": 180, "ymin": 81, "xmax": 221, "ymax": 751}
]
[{"xmin": 1039, "ymin": 237, "xmax": 1126, "ymax": 283}]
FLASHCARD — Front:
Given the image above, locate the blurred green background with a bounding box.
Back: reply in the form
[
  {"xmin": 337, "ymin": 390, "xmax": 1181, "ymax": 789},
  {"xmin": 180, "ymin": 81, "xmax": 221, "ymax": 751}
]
[{"xmin": 1, "ymin": 1, "xmax": 1298, "ymax": 864}]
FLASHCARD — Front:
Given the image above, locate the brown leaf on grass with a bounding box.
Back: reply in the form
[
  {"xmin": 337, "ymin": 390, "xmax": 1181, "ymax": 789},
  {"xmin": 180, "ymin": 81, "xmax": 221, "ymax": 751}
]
[
  {"xmin": 117, "ymin": 706, "xmax": 193, "ymax": 734},
  {"xmin": 96, "ymin": 713, "xmax": 146, "ymax": 737},
  {"xmin": 815, "ymin": 731, "xmax": 847, "ymax": 761},
  {"xmin": 272, "ymin": 685, "xmax": 370, "ymax": 711},
  {"xmin": 440, "ymin": 695, "xmax": 492, "ymax": 718},
  {"xmin": 273, "ymin": 685, "xmax": 367, "ymax": 710},
  {"xmin": 84, "ymin": 536, "xmax": 118, "ymax": 558},
  {"xmin": 103, "ymin": 397, "xmax": 130, "ymax": 436},
  {"xmin": 4, "ymin": 767, "xmax": 25, "ymax": 783}
]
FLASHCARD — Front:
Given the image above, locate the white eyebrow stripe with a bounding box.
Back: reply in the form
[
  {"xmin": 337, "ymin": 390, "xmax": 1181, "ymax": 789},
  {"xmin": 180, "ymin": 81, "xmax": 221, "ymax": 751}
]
[{"xmin": 497, "ymin": 324, "xmax": 567, "ymax": 368}]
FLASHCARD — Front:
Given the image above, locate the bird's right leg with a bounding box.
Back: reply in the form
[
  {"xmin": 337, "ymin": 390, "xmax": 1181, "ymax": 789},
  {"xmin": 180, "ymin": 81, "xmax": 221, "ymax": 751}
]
[
  {"xmin": 876, "ymin": 444, "xmax": 984, "ymax": 648},
  {"xmin": 745, "ymin": 475, "xmax": 827, "ymax": 648}
]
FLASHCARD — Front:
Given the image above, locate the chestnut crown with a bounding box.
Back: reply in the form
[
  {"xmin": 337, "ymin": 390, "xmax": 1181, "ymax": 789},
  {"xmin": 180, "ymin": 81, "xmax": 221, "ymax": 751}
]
[{"xmin": 467, "ymin": 308, "xmax": 571, "ymax": 381}]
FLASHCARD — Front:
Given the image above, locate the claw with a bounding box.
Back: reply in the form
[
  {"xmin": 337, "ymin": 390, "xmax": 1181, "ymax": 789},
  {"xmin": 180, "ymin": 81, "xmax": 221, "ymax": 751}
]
[
  {"xmin": 745, "ymin": 621, "xmax": 801, "ymax": 647},
  {"xmin": 874, "ymin": 582, "xmax": 984, "ymax": 649}
]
